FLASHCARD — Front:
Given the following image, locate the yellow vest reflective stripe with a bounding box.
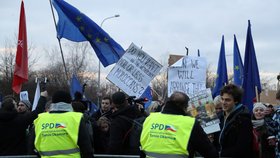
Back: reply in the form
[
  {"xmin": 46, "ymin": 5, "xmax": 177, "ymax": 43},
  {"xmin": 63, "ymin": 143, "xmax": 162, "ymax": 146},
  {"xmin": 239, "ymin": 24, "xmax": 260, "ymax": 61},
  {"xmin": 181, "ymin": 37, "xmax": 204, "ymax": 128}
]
[
  {"xmin": 34, "ymin": 112, "xmax": 83, "ymax": 158},
  {"xmin": 39, "ymin": 148, "xmax": 80, "ymax": 156},
  {"xmin": 145, "ymin": 151, "xmax": 188, "ymax": 158},
  {"xmin": 140, "ymin": 113, "xmax": 195, "ymax": 157}
]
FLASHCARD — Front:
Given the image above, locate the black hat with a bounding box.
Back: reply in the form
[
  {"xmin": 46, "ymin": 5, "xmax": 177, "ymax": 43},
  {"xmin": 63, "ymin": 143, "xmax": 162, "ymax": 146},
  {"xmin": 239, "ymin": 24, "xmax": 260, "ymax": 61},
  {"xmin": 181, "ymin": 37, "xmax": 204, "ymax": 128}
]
[
  {"xmin": 112, "ymin": 92, "xmax": 126, "ymax": 105},
  {"xmin": 52, "ymin": 90, "xmax": 72, "ymax": 104}
]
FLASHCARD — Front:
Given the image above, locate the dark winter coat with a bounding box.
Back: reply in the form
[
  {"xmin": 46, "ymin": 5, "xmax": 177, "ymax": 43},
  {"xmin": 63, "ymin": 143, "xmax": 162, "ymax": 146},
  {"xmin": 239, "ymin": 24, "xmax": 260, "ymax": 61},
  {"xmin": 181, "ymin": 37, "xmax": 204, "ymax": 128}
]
[
  {"xmin": 92, "ymin": 108, "xmax": 113, "ymax": 121},
  {"xmin": 252, "ymin": 121, "xmax": 276, "ymax": 158},
  {"xmin": 108, "ymin": 105, "xmax": 142, "ymax": 155},
  {"xmin": 0, "ymin": 96, "xmax": 46, "ymax": 156},
  {"xmin": 219, "ymin": 104, "xmax": 253, "ymax": 158},
  {"xmin": 93, "ymin": 123, "xmax": 110, "ymax": 154}
]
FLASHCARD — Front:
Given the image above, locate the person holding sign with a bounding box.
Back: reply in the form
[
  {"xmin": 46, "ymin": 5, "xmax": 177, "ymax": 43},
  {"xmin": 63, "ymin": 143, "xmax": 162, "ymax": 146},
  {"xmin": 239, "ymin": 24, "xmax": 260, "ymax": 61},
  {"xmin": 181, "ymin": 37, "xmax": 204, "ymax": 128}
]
[{"xmin": 140, "ymin": 91, "xmax": 218, "ymax": 158}]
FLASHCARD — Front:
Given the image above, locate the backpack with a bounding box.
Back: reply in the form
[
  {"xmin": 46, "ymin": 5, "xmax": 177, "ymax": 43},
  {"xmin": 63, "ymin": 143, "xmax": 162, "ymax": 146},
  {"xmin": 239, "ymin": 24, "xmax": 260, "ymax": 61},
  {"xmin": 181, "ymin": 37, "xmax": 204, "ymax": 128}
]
[{"xmin": 119, "ymin": 115, "xmax": 146, "ymax": 155}]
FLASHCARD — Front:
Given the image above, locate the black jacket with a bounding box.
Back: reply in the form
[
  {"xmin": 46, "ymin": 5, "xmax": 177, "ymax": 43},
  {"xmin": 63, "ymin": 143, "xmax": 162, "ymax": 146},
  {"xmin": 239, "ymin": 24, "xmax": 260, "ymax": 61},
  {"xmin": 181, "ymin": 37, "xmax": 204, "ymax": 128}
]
[
  {"xmin": 161, "ymin": 104, "xmax": 218, "ymax": 158},
  {"xmin": 92, "ymin": 108, "xmax": 113, "ymax": 121},
  {"xmin": 108, "ymin": 105, "xmax": 141, "ymax": 155},
  {"xmin": 219, "ymin": 104, "xmax": 253, "ymax": 158},
  {"xmin": 0, "ymin": 96, "xmax": 46, "ymax": 156}
]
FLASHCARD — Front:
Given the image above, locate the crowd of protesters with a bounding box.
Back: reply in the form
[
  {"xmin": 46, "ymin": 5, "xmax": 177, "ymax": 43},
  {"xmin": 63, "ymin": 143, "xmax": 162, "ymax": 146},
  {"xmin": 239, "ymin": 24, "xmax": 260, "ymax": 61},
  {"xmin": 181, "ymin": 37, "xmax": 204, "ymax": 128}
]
[{"xmin": 0, "ymin": 84, "xmax": 280, "ymax": 158}]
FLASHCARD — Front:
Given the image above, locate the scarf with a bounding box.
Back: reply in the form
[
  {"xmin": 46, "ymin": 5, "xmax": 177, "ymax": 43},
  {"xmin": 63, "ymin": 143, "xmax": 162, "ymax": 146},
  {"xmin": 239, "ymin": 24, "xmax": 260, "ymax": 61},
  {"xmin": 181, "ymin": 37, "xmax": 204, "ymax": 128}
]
[{"xmin": 252, "ymin": 119, "xmax": 264, "ymax": 128}]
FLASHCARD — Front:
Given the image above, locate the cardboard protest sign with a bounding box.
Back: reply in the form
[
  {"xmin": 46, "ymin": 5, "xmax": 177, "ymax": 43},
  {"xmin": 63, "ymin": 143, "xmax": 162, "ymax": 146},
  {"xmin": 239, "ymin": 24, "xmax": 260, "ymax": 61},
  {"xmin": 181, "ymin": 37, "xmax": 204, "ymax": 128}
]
[
  {"xmin": 168, "ymin": 56, "xmax": 207, "ymax": 96},
  {"xmin": 187, "ymin": 88, "xmax": 220, "ymax": 134},
  {"xmin": 107, "ymin": 43, "xmax": 163, "ymax": 98}
]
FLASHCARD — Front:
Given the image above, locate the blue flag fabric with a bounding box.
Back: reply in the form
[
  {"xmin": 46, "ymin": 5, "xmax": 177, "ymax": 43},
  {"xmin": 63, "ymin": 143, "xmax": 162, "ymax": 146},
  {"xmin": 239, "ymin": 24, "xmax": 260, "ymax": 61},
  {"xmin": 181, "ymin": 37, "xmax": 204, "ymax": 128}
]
[
  {"xmin": 212, "ymin": 35, "xmax": 228, "ymax": 98},
  {"xmin": 233, "ymin": 35, "xmax": 244, "ymax": 86},
  {"xmin": 88, "ymin": 102, "xmax": 98, "ymax": 116},
  {"xmin": 141, "ymin": 86, "xmax": 153, "ymax": 109},
  {"xmin": 70, "ymin": 74, "xmax": 83, "ymax": 99},
  {"xmin": 242, "ymin": 20, "xmax": 261, "ymax": 112},
  {"xmin": 52, "ymin": 0, "xmax": 125, "ymax": 67}
]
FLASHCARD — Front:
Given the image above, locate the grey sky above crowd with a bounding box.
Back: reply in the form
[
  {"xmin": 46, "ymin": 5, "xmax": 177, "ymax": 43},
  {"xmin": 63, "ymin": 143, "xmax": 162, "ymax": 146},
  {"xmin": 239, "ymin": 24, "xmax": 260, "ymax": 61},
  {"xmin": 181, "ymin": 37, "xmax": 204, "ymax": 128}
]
[{"xmin": 1, "ymin": 0, "xmax": 280, "ymax": 79}]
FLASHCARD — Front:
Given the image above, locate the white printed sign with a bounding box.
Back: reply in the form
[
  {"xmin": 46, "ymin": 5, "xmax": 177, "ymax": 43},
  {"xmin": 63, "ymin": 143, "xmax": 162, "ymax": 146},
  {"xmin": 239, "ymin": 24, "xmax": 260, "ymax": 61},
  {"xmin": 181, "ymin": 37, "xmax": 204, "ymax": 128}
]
[
  {"xmin": 20, "ymin": 91, "xmax": 29, "ymax": 101},
  {"xmin": 107, "ymin": 43, "xmax": 163, "ymax": 97},
  {"xmin": 168, "ymin": 56, "xmax": 207, "ymax": 96}
]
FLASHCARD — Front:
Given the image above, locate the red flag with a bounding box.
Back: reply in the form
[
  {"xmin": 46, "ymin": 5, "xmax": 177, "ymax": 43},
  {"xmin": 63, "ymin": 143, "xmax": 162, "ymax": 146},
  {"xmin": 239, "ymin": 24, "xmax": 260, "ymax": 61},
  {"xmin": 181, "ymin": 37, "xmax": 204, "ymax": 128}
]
[{"xmin": 12, "ymin": 1, "xmax": 28, "ymax": 94}]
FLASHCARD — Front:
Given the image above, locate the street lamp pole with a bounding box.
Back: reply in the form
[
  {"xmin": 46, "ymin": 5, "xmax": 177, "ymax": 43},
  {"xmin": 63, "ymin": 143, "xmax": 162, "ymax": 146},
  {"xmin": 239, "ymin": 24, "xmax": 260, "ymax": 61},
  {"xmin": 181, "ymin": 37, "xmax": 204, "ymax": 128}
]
[{"xmin": 97, "ymin": 14, "xmax": 120, "ymax": 108}]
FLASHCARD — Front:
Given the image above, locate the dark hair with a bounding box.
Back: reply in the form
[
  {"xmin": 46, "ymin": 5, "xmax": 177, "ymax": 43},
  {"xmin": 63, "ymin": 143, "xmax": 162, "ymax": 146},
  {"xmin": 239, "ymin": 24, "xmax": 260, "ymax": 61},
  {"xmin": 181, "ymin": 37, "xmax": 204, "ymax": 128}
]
[
  {"xmin": 74, "ymin": 91, "xmax": 83, "ymax": 101},
  {"xmin": 169, "ymin": 91, "xmax": 190, "ymax": 108},
  {"xmin": 3, "ymin": 95, "xmax": 16, "ymax": 102},
  {"xmin": 112, "ymin": 91, "xmax": 126, "ymax": 103},
  {"xmin": 220, "ymin": 84, "xmax": 243, "ymax": 104},
  {"xmin": 72, "ymin": 101, "xmax": 87, "ymax": 113},
  {"xmin": 102, "ymin": 96, "xmax": 112, "ymax": 104},
  {"xmin": 52, "ymin": 90, "xmax": 72, "ymax": 104},
  {"xmin": 1, "ymin": 98, "xmax": 17, "ymax": 112}
]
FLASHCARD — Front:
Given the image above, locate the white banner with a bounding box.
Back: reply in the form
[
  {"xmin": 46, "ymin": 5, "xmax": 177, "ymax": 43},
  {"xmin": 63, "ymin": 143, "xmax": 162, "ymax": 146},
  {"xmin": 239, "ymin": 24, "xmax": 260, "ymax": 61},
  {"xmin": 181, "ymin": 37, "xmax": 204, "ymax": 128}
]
[
  {"xmin": 168, "ymin": 56, "xmax": 207, "ymax": 96},
  {"xmin": 107, "ymin": 43, "xmax": 163, "ymax": 98}
]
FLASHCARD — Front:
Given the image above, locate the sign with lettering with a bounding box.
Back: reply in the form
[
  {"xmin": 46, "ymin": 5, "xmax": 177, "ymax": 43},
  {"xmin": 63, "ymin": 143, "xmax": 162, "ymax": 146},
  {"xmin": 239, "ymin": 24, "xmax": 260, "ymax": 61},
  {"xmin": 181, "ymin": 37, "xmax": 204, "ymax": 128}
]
[
  {"xmin": 107, "ymin": 43, "xmax": 163, "ymax": 97},
  {"xmin": 168, "ymin": 56, "xmax": 207, "ymax": 96}
]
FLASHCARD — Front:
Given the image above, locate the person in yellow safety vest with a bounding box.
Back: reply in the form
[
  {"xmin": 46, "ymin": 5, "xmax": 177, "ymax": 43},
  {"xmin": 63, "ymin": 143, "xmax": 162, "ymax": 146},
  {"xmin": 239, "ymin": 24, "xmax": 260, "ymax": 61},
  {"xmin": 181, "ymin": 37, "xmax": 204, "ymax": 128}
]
[
  {"xmin": 140, "ymin": 91, "xmax": 218, "ymax": 158},
  {"xmin": 32, "ymin": 90, "xmax": 93, "ymax": 158}
]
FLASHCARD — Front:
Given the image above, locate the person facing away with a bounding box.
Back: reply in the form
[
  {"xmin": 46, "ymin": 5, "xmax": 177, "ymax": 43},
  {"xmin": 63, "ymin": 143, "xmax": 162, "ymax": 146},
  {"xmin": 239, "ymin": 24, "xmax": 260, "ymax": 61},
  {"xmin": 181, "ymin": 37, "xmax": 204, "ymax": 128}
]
[
  {"xmin": 0, "ymin": 94, "xmax": 46, "ymax": 156},
  {"xmin": 218, "ymin": 84, "xmax": 253, "ymax": 157},
  {"xmin": 140, "ymin": 91, "xmax": 218, "ymax": 158},
  {"xmin": 92, "ymin": 96, "xmax": 112, "ymax": 121},
  {"xmin": 252, "ymin": 102, "xmax": 276, "ymax": 158},
  {"xmin": 108, "ymin": 91, "xmax": 144, "ymax": 155},
  {"xmin": 32, "ymin": 90, "xmax": 93, "ymax": 158}
]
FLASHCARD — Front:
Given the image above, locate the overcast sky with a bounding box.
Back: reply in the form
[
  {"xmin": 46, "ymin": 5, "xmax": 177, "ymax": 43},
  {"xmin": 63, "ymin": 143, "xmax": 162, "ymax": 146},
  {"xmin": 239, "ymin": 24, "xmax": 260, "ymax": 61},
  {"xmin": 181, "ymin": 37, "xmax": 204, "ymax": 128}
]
[{"xmin": 1, "ymin": 0, "xmax": 280, "ymax": 79}]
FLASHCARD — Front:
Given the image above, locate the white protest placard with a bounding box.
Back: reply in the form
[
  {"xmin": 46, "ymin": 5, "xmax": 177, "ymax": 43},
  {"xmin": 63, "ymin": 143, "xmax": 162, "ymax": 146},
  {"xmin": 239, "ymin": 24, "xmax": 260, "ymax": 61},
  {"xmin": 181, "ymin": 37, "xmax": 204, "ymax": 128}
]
[
  {"xmin": 187, "ymin": 88, "xmax": 220, "ymax": 134},
  {"xmin": 20, "ymin": 91, "xmax": 29, "ymax": 101},
  {"xmin": 107, "ymin": 43, "xmax": 163, "ymax": 98},
  {"xmin": 167, "ymin": 56, "xmax": 207, "ymax": 96}
]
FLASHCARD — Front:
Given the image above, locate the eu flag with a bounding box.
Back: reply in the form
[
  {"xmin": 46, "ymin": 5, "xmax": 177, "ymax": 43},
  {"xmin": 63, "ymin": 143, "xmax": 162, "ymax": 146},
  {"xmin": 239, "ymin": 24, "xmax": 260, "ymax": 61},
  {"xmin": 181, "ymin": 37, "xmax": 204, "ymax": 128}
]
[
  {"xmin": 242, "ymin": 20, "xmax": 261, "ymax": 112},
  {"xmin": 233, "ymin": 34, "xmax": 244, "ymax": 86},
  {"xmin": 140, "ymin": 86, "xmax": 153, "ymax": 109},
  {"xmin": 70, "ymin": 74, "xmax": 83, "ymax": 99},
  {"xmin": 52, "ymin": 0, "xmax": 125, "ymax": 67},
  {"xmin": 212, "ymin": 35, "xmax": 228, "ymax": 98}
]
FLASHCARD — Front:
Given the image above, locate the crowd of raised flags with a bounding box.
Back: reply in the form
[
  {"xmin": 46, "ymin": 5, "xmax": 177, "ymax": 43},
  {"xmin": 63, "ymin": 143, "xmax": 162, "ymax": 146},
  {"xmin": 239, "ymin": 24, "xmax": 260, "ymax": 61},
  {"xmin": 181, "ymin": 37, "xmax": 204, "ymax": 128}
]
[
  {"xmin": 12, "ymin": 0, "xmax": 262, "ymax": 113},
  {"xmin": 213, "ymin": 20, "xmax": 262, "ymax": 112}
]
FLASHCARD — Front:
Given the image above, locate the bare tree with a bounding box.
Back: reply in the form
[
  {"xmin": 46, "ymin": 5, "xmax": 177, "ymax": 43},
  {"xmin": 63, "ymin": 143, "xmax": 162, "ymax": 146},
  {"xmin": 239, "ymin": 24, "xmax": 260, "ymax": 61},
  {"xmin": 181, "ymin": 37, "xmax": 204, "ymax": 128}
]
[{"xmin": 0, "ymin": 35, "xmax": 37, "ymax": 95}]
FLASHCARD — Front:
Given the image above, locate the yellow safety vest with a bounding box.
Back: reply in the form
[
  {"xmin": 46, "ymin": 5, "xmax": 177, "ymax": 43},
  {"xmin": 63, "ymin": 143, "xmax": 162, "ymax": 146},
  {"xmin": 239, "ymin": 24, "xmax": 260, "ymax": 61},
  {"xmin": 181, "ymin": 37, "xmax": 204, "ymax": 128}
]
[
  {"xmin": 34, "ymin": 112, "xmax": 83, "ymax": 158},
  {"xmin": 140, "ymin": 112, "xmax": 195, "ymax": 158}
]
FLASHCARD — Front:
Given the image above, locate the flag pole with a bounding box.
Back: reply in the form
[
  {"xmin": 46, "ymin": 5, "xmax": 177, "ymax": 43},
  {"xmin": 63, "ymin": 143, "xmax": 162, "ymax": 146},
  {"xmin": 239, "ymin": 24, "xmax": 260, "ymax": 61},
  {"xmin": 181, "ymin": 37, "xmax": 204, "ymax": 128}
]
[
  {"xmin": 48, "ymin": 0, "xmax": 69, "ymax": 81},
  {"xmin": 255, "ymin": 86, "xmax": 259, "ymax": 102}
]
